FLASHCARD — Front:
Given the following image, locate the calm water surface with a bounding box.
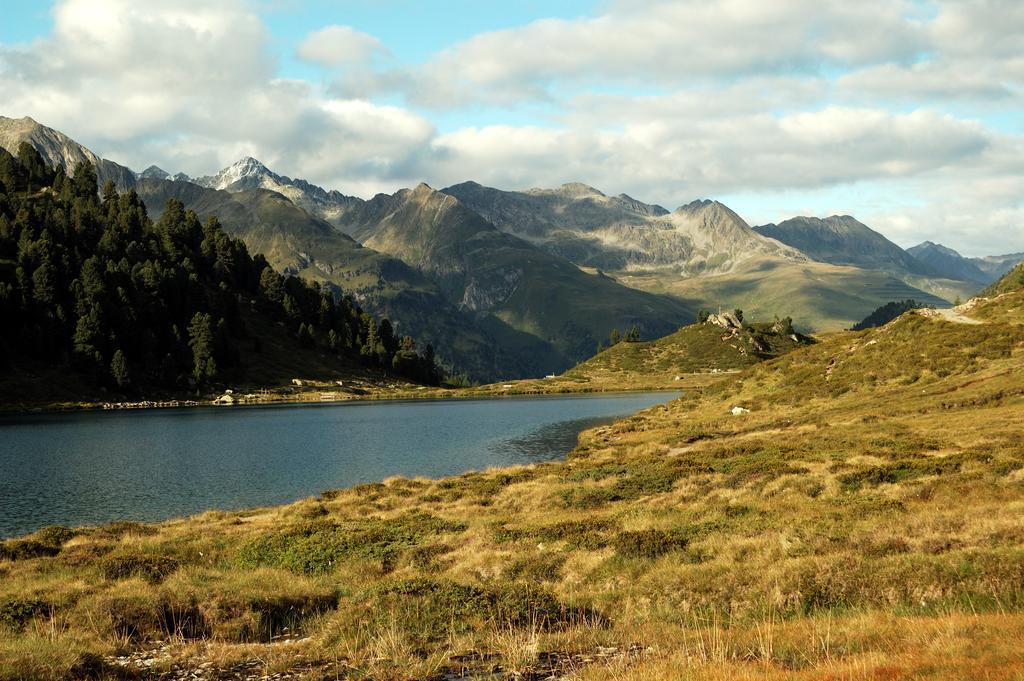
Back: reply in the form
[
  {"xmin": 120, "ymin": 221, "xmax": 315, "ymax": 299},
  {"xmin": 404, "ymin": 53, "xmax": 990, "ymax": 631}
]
[{"xmin": 0, "ymin": 392, "xmax": 677, "ymax": 538}]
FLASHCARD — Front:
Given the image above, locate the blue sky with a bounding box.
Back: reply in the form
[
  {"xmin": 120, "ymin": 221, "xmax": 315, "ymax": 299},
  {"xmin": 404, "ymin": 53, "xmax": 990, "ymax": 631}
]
[{"xmin": 1, "ymin": 0, "xmax": 1021, "ymax": 255}]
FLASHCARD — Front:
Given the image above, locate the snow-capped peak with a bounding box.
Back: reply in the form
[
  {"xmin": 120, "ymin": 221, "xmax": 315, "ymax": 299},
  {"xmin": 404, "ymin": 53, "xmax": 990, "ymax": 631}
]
[{"xmin": 195, "ymin": 156, "xmax": 277, "ymax": 191}]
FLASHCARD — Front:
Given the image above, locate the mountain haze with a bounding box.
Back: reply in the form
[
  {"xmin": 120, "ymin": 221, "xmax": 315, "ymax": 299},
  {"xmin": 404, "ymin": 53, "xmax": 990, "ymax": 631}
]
[{"xmin": 906, "ymin": 241, "xmax": 991, "ymax": 283}]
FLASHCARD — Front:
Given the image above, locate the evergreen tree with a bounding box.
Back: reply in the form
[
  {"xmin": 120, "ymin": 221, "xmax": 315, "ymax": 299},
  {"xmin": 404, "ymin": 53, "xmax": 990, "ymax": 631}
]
[
  {"xmin": 188, "ymin": 312, "xmax": 216, "ymax": 385},
  {"xmin": 110, "ymin": 349, "xmax": 130, "ymax": 388},
  {"xmin": 0, "ymin": 156, "xmax": 442, "ymax": 393}
]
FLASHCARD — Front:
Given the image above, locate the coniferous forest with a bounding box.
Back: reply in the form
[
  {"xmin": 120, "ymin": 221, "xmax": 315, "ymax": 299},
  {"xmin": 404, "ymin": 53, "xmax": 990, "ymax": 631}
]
[{"xmin": 0, "ymin": 144, "xmax": 441, "ymax": 396}]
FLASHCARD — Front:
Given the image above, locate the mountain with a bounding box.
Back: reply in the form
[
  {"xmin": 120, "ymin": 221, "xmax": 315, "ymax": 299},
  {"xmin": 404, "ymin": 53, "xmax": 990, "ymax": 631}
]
[
  {"xmin": 0, "ymin": 115, "xmax": 136, "ymax": 188},
  {"xmin": 0, "ymin": 150, "xmax": 441, "ymax": 408},
  {"xmin": 193, "ymin": 157, "xmax": 361, "ymax": 224},
  {"xmin": 443, "ymin": 182, "xmax": 967, "ymax": 330},
  {"xmin": 906, "ymin": 241, "xmax": 1024, "ymax": 286},
  {"xmin": 138, "ymin": 165, "xmax": 171, "ymax": 181},
  {"xmin": 982, "ymin": 260, "xmax": 1024, "ymax": 296},
  {"xmin": 973, "ymin": 252, "xmax": 1024, "ymax": 281},
  {"xmin": 442, "ymin": 181, "xmax": 803, "ymax": 274},
  {"xmin": 906, "ymin": 241, "xmax": 990, "ymax": 283},
  {"xmin": 133, "ymin": 179, "xmax": 564, "ymax": 380},
  {"xmin": 753, "ymin": 215, "xmax": 987, "ymax": 303},
  {"xmin": 331, "ymin": 183, "xmax": 696, "ymax": 363},
  {"xmin": 1, "ymin": 117, "xmax": 566, "ymax": 380},
  {"xmin": 753, "ymin": 215, "xmax": 934, "ymax": 277}
]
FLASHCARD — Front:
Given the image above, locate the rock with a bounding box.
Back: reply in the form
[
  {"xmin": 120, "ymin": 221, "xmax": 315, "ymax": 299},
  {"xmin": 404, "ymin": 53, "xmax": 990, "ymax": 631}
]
[
  {"xmin": 706, "ymin": 311, "xmax": 743, "ymax": 330},
  {"xmin": 731, "ymin": 406, "xmax": 750, "ymax": 415}
]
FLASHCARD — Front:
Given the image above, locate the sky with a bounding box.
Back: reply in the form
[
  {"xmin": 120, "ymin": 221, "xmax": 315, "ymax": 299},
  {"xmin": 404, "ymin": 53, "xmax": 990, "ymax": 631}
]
[{"xmin": 0, "ymin": 0, "xmax": 1021, "ymax": 256}]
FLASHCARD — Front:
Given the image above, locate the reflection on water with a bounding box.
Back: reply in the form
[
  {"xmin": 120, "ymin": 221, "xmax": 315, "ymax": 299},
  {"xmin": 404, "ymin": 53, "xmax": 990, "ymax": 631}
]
[
  {"xmin": 492, "ymin": 416, "xmax": 614, "ymax": 461},
  {"xmin": 0, "ymin": 392, "xmax": 679, "ymax": 537}
]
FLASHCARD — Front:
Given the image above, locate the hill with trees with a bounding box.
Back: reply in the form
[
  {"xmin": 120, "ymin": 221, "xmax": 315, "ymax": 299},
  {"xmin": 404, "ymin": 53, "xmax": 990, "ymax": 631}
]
[
  {"xmin": 0, "ymin": 145, "xmax": 440, "ymax": 408},
  {"xmin": 852, "ymin": 299, "xmax": 933, "ymax": 330}
]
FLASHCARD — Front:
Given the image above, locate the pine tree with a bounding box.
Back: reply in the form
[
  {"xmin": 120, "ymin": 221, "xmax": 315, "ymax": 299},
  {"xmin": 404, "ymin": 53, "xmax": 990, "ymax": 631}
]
[
  {"xmin": 110, "ymin": 349, "xmax": 130, "ymax": 388},
  {"xmin": 188, "ymin": 312, "xmax": 216, "ymax": 385}
]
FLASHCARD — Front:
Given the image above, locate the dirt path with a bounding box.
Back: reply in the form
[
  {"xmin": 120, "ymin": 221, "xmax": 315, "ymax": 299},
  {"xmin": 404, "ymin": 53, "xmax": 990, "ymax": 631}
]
[{"xmin": 915, "ymin": 307, "xmax": 984, "ymax": 325}]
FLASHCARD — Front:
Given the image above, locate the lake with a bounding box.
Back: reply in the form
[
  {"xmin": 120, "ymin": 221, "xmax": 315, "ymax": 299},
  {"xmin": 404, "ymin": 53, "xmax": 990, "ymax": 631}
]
[{"xmin": 0, "ymin": 392, "xmax": 678, "ymax": 538}]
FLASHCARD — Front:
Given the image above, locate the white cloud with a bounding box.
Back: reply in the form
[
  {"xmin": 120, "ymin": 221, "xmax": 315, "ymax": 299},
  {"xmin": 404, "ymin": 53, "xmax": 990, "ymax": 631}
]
[
  {"xmin": 385, "ymin": 0, "xmax": 927, "ymax": 107},
  {"xmin": 427, "ymin": 106, "xmax": 991, "ymax": 200},
  {"xmin": 0, "ymin": 0, "xmax": 1020, "ymax": 254},
  {"xmin": 0, "ymin": 0, "xmax": 434, "ymax": 188},
  {"xmin": 296, "ymin": 25, "xmax": 386, "ymax": 68}
]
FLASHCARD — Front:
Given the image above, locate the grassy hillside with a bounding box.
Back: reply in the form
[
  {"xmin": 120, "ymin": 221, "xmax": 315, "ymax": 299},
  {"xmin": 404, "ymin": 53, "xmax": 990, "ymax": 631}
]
[
  {"xmin": 556, "ymin": 319, "xmax": 812, "ymax": 389},
  {"xmin": 3, "ymin": 286, "xmax": 1022, "ymax": 678},
  {"xmin": 621, "ymin": 257, "xmax": 951, "ymax": 331},
  {"xmin": 983, "ymin": 260, "xmax": 1024, "ymax": 296}
]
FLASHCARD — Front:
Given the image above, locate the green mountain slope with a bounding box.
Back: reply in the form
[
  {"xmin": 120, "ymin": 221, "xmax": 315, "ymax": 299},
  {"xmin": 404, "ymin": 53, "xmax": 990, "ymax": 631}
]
[
  {"xmin": 753, "ymin": 216, "xmax": 981, "ymax": 303},
  {"xmin": 982, "ymin": 260, "xmax": 1024, "ymax": 297},
  {"xmin": 335, "ymin": 183, "xmax": 697, "ymax": 363},
  {"xmin": 133, "ymin": 179, "xmax": 565, "ymax": 381},
  {"xmin": 753, "ymin": 215, "xmax": 933, "ymax": 275},
  {"xmin": 619, "ymin": 257, "xmax": 949, "ymax": 332}
]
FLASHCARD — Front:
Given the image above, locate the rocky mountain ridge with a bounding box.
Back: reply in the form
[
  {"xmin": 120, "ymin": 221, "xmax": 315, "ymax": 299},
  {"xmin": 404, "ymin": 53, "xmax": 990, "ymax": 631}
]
[{"xmin": 442, "ymin": 180, "xmax": 803, "ymax": 274}]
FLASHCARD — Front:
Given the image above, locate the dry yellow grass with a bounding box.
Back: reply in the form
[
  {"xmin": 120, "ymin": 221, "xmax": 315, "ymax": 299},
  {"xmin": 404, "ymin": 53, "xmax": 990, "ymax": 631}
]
[{"xmin": 2, "ymin": 292, "xmax": 1023, "ymax": 679}]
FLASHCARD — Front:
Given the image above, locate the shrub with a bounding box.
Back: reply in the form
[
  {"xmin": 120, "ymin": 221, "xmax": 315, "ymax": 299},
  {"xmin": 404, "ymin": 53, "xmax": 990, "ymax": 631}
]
[
  {"xmin": 205, "ymin": 592, "xmax": 338, "ymax": 642},
  {"xmin": 613, "ymin": 529, "xmax": 691, "ymax": 558},
  {"xmin": 505, "ymin": 553, "xmax": 566, "ymax": 582},
  {"xmin": 100, "ymin": 552, "xmax": 181, "ymax": 583},
  {"xmin": 371, "ymin": 578, "xmax": 604, "ymax": 635},
  {"xmin": 99, "ymin": 593, "xmax": 208, "ymax": 641},
  {"xmin": 237, "ymin": 514, "xmax": 468, "ymax": 574},
  {"xmin": 0, "ymin": 540, "xmax": 60, "ymax": 561},
  {"xmin": 91, "ymin": 521, "xmax": 157, "ymax": 539},
  {"xmin": 32, "ymin": 526, "xmax": 76, "ymax": 546},
  {"xmin": 838, "ymin": 458, "xmax": 962, "ymax": 491},
  {"xmin": 0, "ymin": 598, "xmax": 49, "ymax": 630}
]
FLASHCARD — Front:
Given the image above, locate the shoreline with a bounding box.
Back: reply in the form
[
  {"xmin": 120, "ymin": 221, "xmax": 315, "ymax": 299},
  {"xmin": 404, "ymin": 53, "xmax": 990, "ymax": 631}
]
[{"xmin": 0, "ymin": 373, "xmax": 719, "ymax": 417}]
